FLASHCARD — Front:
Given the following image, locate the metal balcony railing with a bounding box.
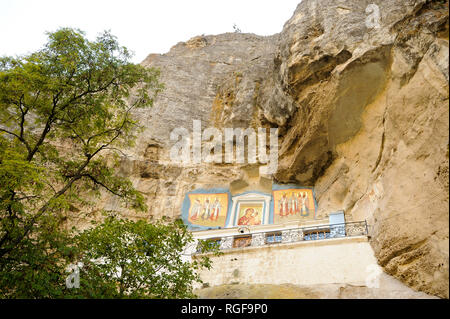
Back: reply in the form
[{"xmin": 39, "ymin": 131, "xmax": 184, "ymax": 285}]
[{"xmin": 194, "ymin": 220, "xmax": 368, "ymax": 253}]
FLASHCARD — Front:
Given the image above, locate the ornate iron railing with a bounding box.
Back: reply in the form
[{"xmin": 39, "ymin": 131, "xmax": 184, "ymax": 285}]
[{"xmin": 192, "ymin": 220, "xmax": 368, "ymax": 254}]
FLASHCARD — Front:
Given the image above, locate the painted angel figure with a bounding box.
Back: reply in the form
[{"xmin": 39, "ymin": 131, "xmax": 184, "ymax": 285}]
[
  {"xmin": 295, "ymin": 193, "xmax": 301, "ymax": 214},
  {"xmin": 290, "ymin": 192, "xmax": 298, "ymax": 215},
  {"xmin": 210, "ymin": 197, "xmax": 221, "ymax": 221},
  {"xmin": 300, "ymin": 192, "xmax": 310, "ymax": 216},
  {"xmin": 279, "ymin": 193, "xmax": 289, "ymax": 217},
  {"xmin": 190, "ymin": 199, "xmax": 202, "ymax": 221},
  {"xmin": 201, "ymin": 198, "xmax": 212, "ymax": 220}
]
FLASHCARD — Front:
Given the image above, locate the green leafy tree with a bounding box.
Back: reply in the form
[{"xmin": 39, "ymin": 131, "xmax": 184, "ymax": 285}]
[
  {"xmin": 0, "ymin": 212, "xmax": 77, "ymax": 298},
  {"xmin": 71, "ymin": 217, "xmax": 214, "ymax": 299},
  {"xmin": 0, "ymin": 28, "xmax": 213, "ymax": 298},
  {"xmin": 0, "ymin": 214, "xmax": 217, "ymax": 298}
]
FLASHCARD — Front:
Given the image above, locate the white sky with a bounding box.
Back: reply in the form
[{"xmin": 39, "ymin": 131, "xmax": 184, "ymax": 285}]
[{"xmin": 0, "ymin": 0, "xmax": 300, "ymax": 63}]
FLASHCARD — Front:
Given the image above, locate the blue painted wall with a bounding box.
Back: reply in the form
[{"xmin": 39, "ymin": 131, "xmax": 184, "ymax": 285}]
[{"xmin": 329, "ymin": 211, "xmax": 346, "ymax": 238}]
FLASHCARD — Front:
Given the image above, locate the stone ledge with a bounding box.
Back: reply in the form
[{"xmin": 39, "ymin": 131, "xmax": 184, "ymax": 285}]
[{"xmin": 194, "ymin": 235, "xmax": 369, "ymax": 258}]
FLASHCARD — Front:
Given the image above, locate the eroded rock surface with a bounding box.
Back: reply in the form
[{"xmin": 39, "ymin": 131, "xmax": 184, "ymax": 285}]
[
  {"xmin": 89, "ymin": 0, "xmax": 448, "ymax": 298},
  {"xmin": 195, "ymin": 272, "xmax": 438, "ymax": 299},
  {"xmin": 272, "ymin": 0, "xmax": 449, "ymax": 298}
]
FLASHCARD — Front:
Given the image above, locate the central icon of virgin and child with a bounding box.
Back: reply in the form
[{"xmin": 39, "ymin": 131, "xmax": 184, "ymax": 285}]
[
  {"xmin": 278, "ymin": 191, "xmax": 310, "ymax": 217},
  {"xmin": 238, "ymin": 208, "xmax": 261, "ymax": 226},
  {"xmin": 190, "ymin": 197, "xmax": 222, "ymax": 221}
]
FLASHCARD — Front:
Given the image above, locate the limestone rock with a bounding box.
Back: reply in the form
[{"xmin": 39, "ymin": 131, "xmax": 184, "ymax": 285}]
[
  {"xmin": 195, "ymin": 272, "xmax": 437, "ymax": 299},
  {"xmin": 88, "ymin": 0, "xmax": 448, "ymax": 298}
]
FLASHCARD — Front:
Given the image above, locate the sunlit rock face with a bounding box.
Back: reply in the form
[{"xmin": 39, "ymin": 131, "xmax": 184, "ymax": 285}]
[
  {"xmin": 91, "ymin": 0, "xmax": 448, "ymax": 298},
  {"xmin": 195, "ymin": 276, "xmax": 438, "ymax": 299},
  {"xmin": 101, "ymin": 33, "xmax": 279, "ymax": 222},
  {"xmin": 273, "ymin": 0, "xmax": 449, "ymax": 298}
]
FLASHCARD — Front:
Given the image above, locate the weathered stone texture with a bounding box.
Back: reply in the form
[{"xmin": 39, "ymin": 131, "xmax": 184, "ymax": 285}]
[{"xmin": 90, "ymin": 0, "xmax": 448, "ymax": 298}]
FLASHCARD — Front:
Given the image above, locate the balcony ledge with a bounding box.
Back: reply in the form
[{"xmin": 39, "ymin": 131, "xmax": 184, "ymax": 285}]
[{"xmin": 193, "ymin": 235, "xmax": 369, "ymax": 257}]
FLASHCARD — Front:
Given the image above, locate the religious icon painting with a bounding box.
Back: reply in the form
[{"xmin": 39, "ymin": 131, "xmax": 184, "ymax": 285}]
[
  {"xmin": 272, "ymin": 188, "xmax": 316, "ymax": 224},
  {"xmin": 236, "ymin": 203, "xmax": 263, "ymax": 226},
  {"xmin": 187, "ymin": 193, "xmax": 229, "ymax": 228},
  {"xmin": 233, "ymin": 235, "xmax": 252, "ymax": 248}
]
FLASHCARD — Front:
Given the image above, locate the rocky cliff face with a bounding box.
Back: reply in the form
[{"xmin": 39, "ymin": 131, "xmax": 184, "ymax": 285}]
[{"xmin": 93, "ymin": 0, "xmax": 448, "ymax": 298}]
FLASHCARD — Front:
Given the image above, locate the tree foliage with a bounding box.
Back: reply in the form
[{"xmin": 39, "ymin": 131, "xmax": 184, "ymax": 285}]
[
  {"xmin": 73, "ymin": 217, "xmax": 213, "ymax": 299},
  {"xmin": 0, "ymin": 215, "xmax": 215, "ymax": 298},
  {"xmin": 0, "ymin": 28, "xmax": 213, "ymax": 298}
]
